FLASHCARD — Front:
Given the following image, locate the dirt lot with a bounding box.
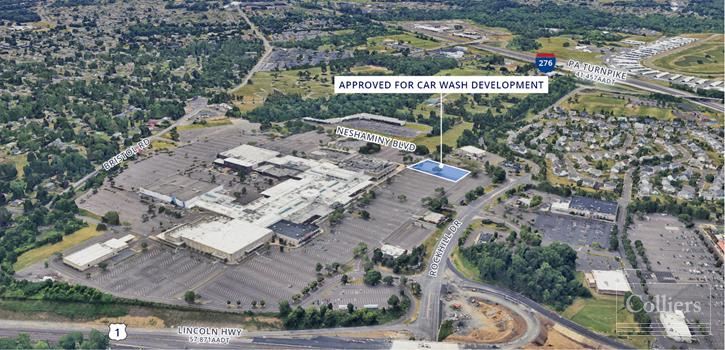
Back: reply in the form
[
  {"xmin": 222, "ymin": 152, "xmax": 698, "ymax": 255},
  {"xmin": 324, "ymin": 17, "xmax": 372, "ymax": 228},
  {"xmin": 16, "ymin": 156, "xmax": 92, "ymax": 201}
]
[
  {"xmin": 524, "ymin": 323, "xmax": 596, "ymax": 349},
  {"xmin": 444, "ymin": 296, "xmax": 528, "ymax": 344}
]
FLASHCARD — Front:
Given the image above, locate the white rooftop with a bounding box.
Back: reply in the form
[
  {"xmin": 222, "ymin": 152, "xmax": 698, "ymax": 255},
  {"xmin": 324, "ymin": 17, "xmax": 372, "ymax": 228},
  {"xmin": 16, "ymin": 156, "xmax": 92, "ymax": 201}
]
[
  {"xmin": 171, "ymin": 218, "xmax": 272, "ymax": 255},
  {"xmin": 458, "ymin": 145, "xmax": 486, "ymax": 155},
  {"xmin": 381, "ymin": 244, "xmax": 406, "ymax": 258},
  {"xmin": 198, "ymin": 155, "xmax": 372, "ymax": 226},
  {"xmin": 219, "ymin": 145, "xmax": 279, "ymax": 167},
  {"xmin": 63, "ymin": 235, "xmax": 133, "ymax": 268},
  {"xmin": 659, "ymin": 310, "xmax": 692, "ymax": 343},
  {"xmin": 592, "ymin": 270, "xmax": 631, "ymax": 293},
  {"xmin": 64, "ymin": 244, "xmax": 114, "ymax": 267}
]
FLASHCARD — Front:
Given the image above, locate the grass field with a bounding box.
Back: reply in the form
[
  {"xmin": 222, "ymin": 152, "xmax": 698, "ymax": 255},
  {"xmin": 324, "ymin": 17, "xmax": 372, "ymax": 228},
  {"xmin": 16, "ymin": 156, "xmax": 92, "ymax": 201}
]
[
  {"xmin": 349, "ymin": 65, "xmax": 392, "ymax": 74},
  {"xmin": 150, "ymin": 139, "xmax": 177, "ymax": 150},
  {"xmin": 231, "ymin": 67, "xmax": 332, "ymax": 112},
  {"xmin": 0, "ymin": 153, "xmax": 27, "ymax": 178},
  {"xmin": 560, "ymin": 91, "xmax": 677, "ymax": 120},
  {"xmin": 366, "ymin": 33, "xmax": 441, "ymax": 50},
  {"xmin": 646, "ymin": 35, "xmax": 724, "ymax": 78},
  {"xmin": 450, "ymin": 248, "xmax": 480, "ymax": 281},
  {"xmin": 562, "ymin": 273, "xmax": 653, "ymax": 348},
  {"xmin": 408, "ymin": 121, "xmax": 473, "ymax": 151},
  {"xmin": 177, "ymin": 118, "xmax": 232, "ymax": 131},
  {"xmin": 536, "ymin": 36, "xmax": 603, "ymax": 63},
  {"xmin": 13, "ymin": 225, "xmax": 99, "ymax": 271}
]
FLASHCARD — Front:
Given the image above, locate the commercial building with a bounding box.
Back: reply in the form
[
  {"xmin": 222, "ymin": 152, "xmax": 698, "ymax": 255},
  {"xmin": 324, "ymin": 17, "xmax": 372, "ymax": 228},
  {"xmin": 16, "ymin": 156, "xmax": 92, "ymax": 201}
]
[
  {"xmin": 456, "ymin": 145, "xmax": 487, "ymax": 161},
  {"xmin": 63, "ymin": 235, "xmax": 135, "ymax": 271},
  {"xmin": 157, "ymin": 217, "xmax": 272, "ymax": 262},
  {"xmin": 139, "ymin": 175, "xmax": 221, "ymax": 208},
  {"xmin": 588, "ymin": 270, "xmax": 631, "ymax": 295},
  {"xmin": 551, "ymin": 196, "xmax": 618, "ymax": 222},
  {"xmin": 216, "ymin": 144, "xmax": 280, "ymax": 172},
  {"xmin": 659, "ymin": 310, "xmax": 693, "ymax": 343},
  {"xmin": 381, "ymin": 244, "xmax": 406, "ymax": 259},
  {"xmin": 303, "ymin": 113, "xmax": 406, "ymax": 126},
  {"xmin": 158, "ymin": 151, "xmax": 374, "ymax": 263},
  {"xmin": 268, "ymin": 219, "xmax": 320, "ymax": 247},
  {"xmin": 422, "ymin": 212, "xmax": 447, "ymax": 225}
]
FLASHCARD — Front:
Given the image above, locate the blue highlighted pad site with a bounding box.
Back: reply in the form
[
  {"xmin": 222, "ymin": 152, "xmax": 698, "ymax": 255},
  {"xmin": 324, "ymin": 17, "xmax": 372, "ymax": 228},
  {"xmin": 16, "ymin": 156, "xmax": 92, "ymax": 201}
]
[{"xmin": 408, "ymin": 159, "xmax": 470, "ymax": 183}]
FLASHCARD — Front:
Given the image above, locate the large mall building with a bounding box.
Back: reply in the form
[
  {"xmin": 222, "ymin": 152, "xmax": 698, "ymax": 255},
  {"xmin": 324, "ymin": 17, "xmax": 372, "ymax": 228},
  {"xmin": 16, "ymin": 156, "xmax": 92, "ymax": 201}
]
[{"xmin": 154, "ymin": 145, "xmax": 375, "ymax": 263}]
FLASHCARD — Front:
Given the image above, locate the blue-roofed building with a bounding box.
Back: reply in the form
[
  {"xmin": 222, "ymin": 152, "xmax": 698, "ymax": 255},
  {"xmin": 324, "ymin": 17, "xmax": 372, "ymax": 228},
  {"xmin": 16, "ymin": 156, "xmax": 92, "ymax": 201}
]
[{"xmin": 552, "ymin": 196, "xmax": 618, "ymax": 222}]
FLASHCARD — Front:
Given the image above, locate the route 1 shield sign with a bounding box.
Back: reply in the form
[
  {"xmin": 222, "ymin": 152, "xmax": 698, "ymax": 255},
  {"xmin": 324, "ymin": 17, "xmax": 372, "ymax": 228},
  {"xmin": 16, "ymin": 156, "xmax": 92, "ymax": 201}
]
[
  {"xmin": 108, "ymin": 323, "xmax": 127, "ymax": 341},
  {"xmin": 535, "ymin": 53, "xmax": 556, "ymax": 73}
]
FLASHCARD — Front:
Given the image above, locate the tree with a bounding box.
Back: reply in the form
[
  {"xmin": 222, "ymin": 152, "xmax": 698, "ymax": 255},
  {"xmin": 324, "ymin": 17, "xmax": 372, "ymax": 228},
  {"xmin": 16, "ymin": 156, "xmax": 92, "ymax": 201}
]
[
  {"xmin": 260, "ymin": 299, "xmax": 266, "ymax": 308},
  {"xmin": 101, "ymin": 211, "xmax": 120, "ymax": 225},
  {"xmin": 387, "ymin": 295, "xmax": 400, "ymax": 310},
  {"xmin": 169, "ymin": 127, "xmax": 179, "ymax": 141},
  {"xmin": 279, "ymin": 300, "xmax": 292, "ymax": 317},
  {"xmin": 360, "ymin": 210, "xmax": 370, "ymax": 220},
  {"xmin": 184, "ymin": 290, "xmax": 197, "ymax": 304},
  {"xmin": 315, "ymin": 262, "xmax": 323, "ymax": 272},
  {"xmin": 58, "ymin": 331, "xmax": 83, "ymax": 350},
  {"xmin": 341, "ymin": 274, "xmax": 349, "ymax": 284},
  {"xmin": 353, "ymin": 242, "xmax": 368, "ymax": 258},
  {"xmin": 81, "ymin": 329, "xmax": 109, "ymax": 349},
  {"xmin": 251, "ymin": 300, "xmax": 257, "ymax": 308},
  {"xmin": 364, "ymin": 270, "xmax": 382, "ymax": 286},
  {"xmin": 98, "ymin": 262, "xmax": 108, "ymax": 272},
  {"xmin": 382, "ymin": 276, "xmax": 394, "ymax": 286}
]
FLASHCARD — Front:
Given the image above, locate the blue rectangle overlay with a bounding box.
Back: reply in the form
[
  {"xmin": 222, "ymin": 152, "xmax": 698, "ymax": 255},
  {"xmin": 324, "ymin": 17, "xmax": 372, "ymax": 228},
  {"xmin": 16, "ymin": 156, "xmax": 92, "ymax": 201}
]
[{"xmin": 407, "ymin": 159, "xmax": 470, "ymax": 183}]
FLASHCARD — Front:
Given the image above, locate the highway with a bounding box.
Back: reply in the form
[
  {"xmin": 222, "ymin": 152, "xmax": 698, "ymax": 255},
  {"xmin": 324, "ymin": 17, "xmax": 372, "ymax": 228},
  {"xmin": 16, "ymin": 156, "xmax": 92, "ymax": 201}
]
[{"xmin": 469, "ymin": 43, "xmax": 724, "ymax": 113}]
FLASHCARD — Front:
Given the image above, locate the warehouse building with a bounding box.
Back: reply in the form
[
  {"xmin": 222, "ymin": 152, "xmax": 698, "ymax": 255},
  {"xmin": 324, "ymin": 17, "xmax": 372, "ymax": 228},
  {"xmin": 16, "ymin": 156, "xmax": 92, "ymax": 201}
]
[
  {"xmin": 63, "ymin": 235, "xmax": 135, "ymax": 271},
  {"xmin": 157, "ymin": 217, "xmax": 272, "ymax": 262},
  {"xmin": 551, "ymin": 195, "xmax": 618, "ymax": 222},
  {"xmin": 586, "ymin": 270, "xmax": 631, "ymax": 295}
]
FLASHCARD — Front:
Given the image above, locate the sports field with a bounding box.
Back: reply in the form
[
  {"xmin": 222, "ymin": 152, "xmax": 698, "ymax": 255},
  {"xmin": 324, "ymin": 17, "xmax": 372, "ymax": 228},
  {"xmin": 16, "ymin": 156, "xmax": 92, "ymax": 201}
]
[{"xmin": 646, "ymin": 35, "xmax": 724, "ymax": 78}]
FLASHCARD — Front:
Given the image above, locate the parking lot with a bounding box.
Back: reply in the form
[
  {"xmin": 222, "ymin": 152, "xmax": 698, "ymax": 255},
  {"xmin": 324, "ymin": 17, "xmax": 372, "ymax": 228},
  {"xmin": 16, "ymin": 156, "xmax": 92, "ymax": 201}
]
[
  {"xmin": 77, "ymin": 125, "xmax": 268, "ymax": 235},
  {"xmin": 534, "ymin": 213, "xmax": 613, "ymax": 250},
  {"xmin": 62, "ymin": 118, "xmax": 493, "ymax": 312},
  {"xmin": 302, "ymin": 283, "xmax": 399, "ymax": 310},
  {"xmin": 628, "ymin": 215, "xmax": 724, "ymax": 350}
]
